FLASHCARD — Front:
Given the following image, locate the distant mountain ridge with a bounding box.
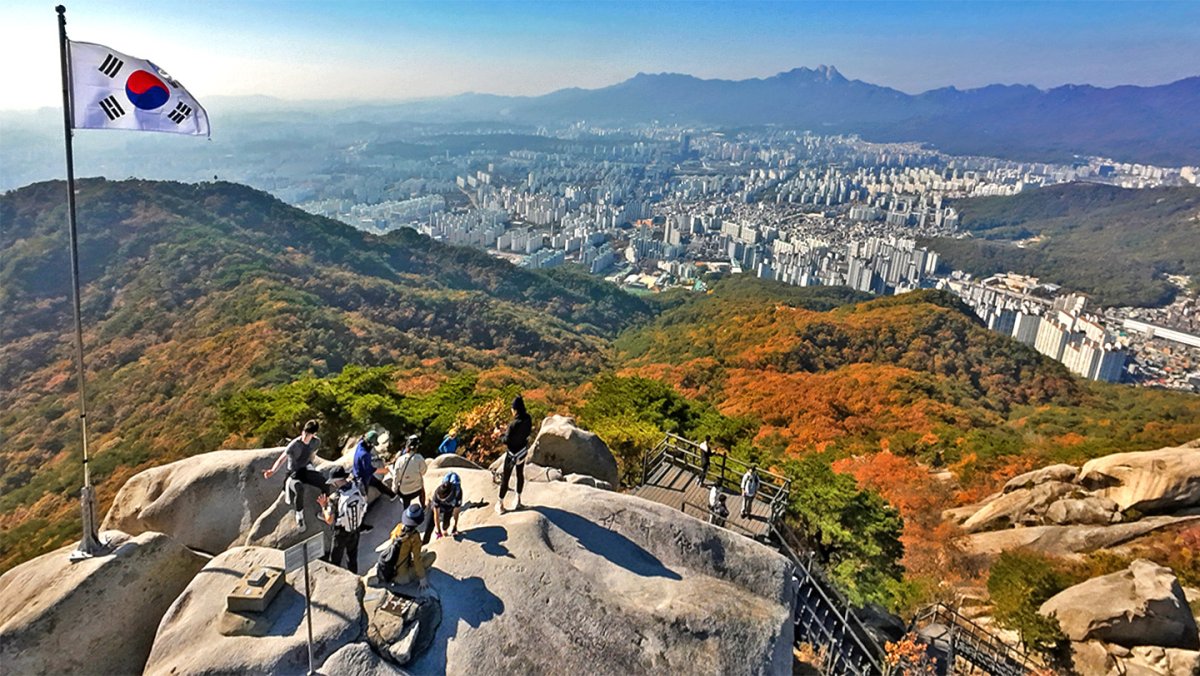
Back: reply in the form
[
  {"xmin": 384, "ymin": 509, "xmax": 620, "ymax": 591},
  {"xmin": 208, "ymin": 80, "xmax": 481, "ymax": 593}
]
[{"xmin": 385, "ymin": 66, "xmax": 1200, "ymax": 166}]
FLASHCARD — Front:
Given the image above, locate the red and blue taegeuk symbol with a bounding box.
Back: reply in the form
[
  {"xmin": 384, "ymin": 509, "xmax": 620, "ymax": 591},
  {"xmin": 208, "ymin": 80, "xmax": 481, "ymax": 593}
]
[{"xmin": 125, "ymin": 70, "xmax": 170, "ymax": 110}]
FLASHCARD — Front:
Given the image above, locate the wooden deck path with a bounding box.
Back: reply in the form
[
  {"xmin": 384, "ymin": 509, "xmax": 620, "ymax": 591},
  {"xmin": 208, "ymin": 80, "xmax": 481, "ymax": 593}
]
[{"xmin": 629, "ymin": 461, "xmax": 772, "ymax": 539}]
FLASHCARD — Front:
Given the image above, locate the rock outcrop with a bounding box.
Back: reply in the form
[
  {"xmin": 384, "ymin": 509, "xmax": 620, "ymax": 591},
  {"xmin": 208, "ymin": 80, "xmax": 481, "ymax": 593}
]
[
  {"xmin": 144, "ymin": 546, "xmax": 365, "ymax": 675},
  {"xmin": 1002, "ymin": 463, "xmax": 1079, "ymax": 493},
  {"xmin": 960, "ymin": 481, "xmax": 1075, "ymax": 533},
  {"xmin": 1039, "ymin": 559, "xmax": 1200, "ymax": 650},
  {"xmin": 950, "ymin": 441, "xmax": 1200, "ymax": 557},
  {"xmin": 103, "ymin": 447, "xmax": 288, "ymax": 553},
  {"xmin": 354, "ymin": 466, "xmax": 797, "ymax": 675},
  {"xmin": 962, "ymin": 515, "xmax": 1200, "ymax": 556},
  {"xmin": 1078, "ymin": 444, "xmax": 1200, "ymax": 514},
  {"xmin": 427, "ymin": 453, "xmax": 483, "ymax": 471},
  {"xmin": 528, "ymin": 414, "xmax": 620, "ymax": 488},
  {"xmin": 0, "ymin": 530, "xmax": 205, "ymax": 676}
]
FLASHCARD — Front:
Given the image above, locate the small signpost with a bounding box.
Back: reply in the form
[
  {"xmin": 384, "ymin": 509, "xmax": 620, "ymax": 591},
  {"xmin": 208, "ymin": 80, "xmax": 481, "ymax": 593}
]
[{"xmin": 283, "ymin": 533, "xmax": 325, "ymax": 676}]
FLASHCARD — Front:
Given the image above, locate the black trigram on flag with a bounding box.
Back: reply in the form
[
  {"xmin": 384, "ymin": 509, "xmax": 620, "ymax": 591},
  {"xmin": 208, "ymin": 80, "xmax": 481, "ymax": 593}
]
[
  {"xmin": 98, "ymin": 54, "xmax": 124, "ymax": 78},
  {"xmin": 98, "ymin": 95, "xmax": 125, "ymax": 121},
  {"xmin": 167, "ymin": 101, "xmax": 192, "ymax": 125}
]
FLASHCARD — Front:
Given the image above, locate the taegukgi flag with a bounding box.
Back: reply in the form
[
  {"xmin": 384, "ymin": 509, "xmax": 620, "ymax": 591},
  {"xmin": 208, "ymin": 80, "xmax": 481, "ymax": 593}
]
[{"xmin": 69, "ymin": 40, "xmax": 209, "ymax": 137}]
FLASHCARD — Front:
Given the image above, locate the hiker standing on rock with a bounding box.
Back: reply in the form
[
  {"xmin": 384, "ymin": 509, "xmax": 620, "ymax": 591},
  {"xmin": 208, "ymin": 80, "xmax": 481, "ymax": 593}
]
[
  {"xmin": 353, "ymin": 430, "xmax": 396, "ymax": 501},
  {"xmin": 389, "ymin": 434, "xmax": 428, "ymax": 510},
  {"xmin": 375, "ymin": 503, "xmax": 435, "ymax": 590},
  {"xmin": 741, "ymin": 465, "xmax": 760, "ymax": 519},
  {"xmin": 263, "ymin": 419, "xmax": 328, "ymax": 529},
  {"xmin": 496, "ymin": 395, "xmax": 532, "ymax": 514},
  {"xmin": 318, "ymin": 467, "xmax": 367, "ymax": 573},
  {"xmin": 438, "ymin": 428, "xmax": 459, "ymax": 456}
]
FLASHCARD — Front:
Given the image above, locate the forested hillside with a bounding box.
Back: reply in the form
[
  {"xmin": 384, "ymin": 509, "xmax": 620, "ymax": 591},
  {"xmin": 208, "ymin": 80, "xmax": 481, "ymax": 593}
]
[
  {"xmin": 0, "ymin": 179, "xmax": 650, "ymax": 569},
  {"xmin": 924, "ymin": 183, "xmax": 1200, "ymax": 307}
]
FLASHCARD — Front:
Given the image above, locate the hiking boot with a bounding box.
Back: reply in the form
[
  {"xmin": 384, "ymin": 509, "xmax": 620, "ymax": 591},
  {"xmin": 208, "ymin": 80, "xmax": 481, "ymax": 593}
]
[
  {"xmin": 295, "ymin": 511, "xmax": 306, "ymax": 529},
  {"xmin": 495, "ymin": 500, "xmax": 506, "ymax": 515},
  {"xmin": 514, "ymin": 494, "xmax": 523, "ymax": 510}
]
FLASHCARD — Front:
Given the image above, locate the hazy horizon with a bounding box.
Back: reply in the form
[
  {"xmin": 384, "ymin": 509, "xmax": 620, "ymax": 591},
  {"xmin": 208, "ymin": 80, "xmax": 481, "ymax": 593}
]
[{"xmin": 2, "ymin": 0, "xmax": 1199, "ymax": 112}]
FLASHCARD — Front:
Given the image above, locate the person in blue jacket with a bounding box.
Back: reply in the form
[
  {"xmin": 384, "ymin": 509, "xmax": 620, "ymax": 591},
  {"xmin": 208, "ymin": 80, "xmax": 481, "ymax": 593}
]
[
  {"xmin": 353, "ymin": 430, "xmax": 396, "ymax": 500},
  {"xmin": 438, "ymin": 429, "xmax": 459, "ymax": 456}
]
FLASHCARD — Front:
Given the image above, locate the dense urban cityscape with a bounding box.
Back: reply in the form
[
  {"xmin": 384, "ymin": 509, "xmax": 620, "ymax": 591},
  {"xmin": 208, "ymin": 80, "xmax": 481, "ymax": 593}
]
[{"xmin": 291, "ymin": 127, "xmax": 1200, "ymax": 391}]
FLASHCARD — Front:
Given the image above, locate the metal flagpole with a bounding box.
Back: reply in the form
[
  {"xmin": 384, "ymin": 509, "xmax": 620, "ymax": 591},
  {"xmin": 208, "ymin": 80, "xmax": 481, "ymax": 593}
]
[{"xmin": 57, "ymin": 5, "xmax": 105, "ymax": 561}]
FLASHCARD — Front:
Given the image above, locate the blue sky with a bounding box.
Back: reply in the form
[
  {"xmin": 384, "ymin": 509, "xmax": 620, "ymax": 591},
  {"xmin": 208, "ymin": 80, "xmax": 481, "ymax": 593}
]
[{"xmin": 2, "ymin": 0, "xmax": 1198, "ymax": 111}]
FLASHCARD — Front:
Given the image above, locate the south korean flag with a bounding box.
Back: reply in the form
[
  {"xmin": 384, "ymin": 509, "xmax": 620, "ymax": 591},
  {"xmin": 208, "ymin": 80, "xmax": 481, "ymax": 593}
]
[{"xmin": 69, "ymin": 40, "xmax": 209, "ymax": 137}]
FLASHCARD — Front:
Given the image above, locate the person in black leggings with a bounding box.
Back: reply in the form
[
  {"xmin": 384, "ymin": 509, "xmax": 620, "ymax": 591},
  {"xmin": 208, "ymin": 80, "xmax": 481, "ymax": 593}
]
[
  {"xmin": 263, "ymin": 419, "xmax": 329, "ymax": 530},
  {"xmin": 496, "ymin": 395, "xmax": 532, "ymax": 514}
]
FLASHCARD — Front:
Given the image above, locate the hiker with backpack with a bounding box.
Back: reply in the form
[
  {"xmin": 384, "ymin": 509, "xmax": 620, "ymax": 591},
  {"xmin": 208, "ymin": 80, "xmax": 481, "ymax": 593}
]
[
  {"xmin": 388, "ymin": 434, "xmax": 428, "ymax": 510},
  {"xmin": 262, "ymin": 419, "xmax": 328, "ymax": 530},
  {"xmin": 375, "ymin": 503, "xmax": 436, "ymax": 590},
  {"xmin": 496, "ymin": 395, "xmax": 532, "ymax": 515},
  {"xmin": 353, "ymin": 430, "xmax": 396, "ymax": 501},
  {"xmin": 709, "ymin": 492, "xmax": 729, "ymax": 527},
  {"xmin": 741, "ymin": 465, "xmax": 761, "ymax": 519},
  {"xmin": 318, "ymin": 467, "xmax": 367, "ymax": 573},
  {"xmin": 431, "ymin": 473, "xmax": 463, "ymax": 539}
]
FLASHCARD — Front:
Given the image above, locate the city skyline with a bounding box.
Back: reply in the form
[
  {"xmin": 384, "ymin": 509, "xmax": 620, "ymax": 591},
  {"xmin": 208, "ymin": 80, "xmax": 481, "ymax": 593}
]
[{"xmin": 3, "ymin": 0, "xmax": 1199, "ymax": 112}]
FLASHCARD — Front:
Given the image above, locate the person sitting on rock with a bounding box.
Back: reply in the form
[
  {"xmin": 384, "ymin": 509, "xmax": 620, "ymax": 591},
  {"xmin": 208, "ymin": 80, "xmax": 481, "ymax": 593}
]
[
  {"xmin": 318, "ymin": 467, "xmax": 367, "ymax": 573},
  {"xmin": 353, "ymin": 430, "xmax": 396, "ymax": 501},
  {"xmin": 496, "ymin": 395, "xmax": 533, "ymax": 515},
  {"xmin": 432, "ymin": 472, "xmax": 463, "ymax": 539},
  {"xmin": 741, "ymin": 465, "xmax": 760, "ymax": 519},
  {"xmin": 376, "ymin": 503, "xmax": 435, "ymax": 590},
  {"xmin": 263, "ymin": 419, "xmax": 328, "ymax": 530},
  {"xmin": 389, "ymin": 434, "xmax": 428, "ymax": 510},
  {"xmin": 438, "ymin": 428, "xmax": 459, "ymax": 456},
  {"xmin": 709, "ymin": 493, "xmax": 729, "ymax": 527}
]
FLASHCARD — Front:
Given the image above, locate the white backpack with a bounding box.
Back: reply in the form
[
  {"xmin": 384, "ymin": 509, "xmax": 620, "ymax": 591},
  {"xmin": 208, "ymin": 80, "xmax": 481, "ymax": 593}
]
[{"xmin": 335, "ymin": 485, "xmax": 367, "ymax": 532}]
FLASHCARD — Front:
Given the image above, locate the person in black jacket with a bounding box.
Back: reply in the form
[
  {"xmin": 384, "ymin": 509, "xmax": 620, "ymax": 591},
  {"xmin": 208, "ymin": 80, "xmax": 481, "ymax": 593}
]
[{"xmin": 497, "ymin": 395, "xmax": 532, "ymax": 514}]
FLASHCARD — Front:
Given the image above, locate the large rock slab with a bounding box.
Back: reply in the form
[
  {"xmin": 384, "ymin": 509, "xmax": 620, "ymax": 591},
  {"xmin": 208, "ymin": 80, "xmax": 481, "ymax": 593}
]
[
  {"xmin": 0, "ymin": 530, "xmax": 205, "ymax": 676},
  {"xmin": 1078, "ymin": 444, "xmax": 1200, "ymax": 514},
  {"xmin": 962, "ymin": 515, "xmax": 1200, "ymax": 556},
  {"xmin": 1003, "ymin": 463, "xmax": 1079, "ymax": 493},
  {"xmin": 427, "ymin": 453, "xmax": 482, "ymax": 471},
  {"xmin": 357, "ymin": 467, "xmax": 797, "ymax": 675},
  {"xmin": 243, "ymin": 490, "xmax": 330, "ymax": 552},
  {"xmin": 1045, "ymin": 496, "xmax": 1122, "ymax": 526},
  {"xmin": 1040, "ymin": 559, "xmax": 1200, "ymax": 650},
  {"xmin": 960, "ymin": 481, "xmax": 1075, "ymax": 533},
  {"xmin": 318, "ymin": 642, "xmax": 407, "ymax": 676},
  {"xmin": 103, "ymin": 447, "xmax": 286, "ymax": 554},
  {"xmin": 529, "ymin": 415, "xmax": 620, "ymax": 488},
  {"xmin": 145, "ymin": 546, "xmax": 365, "ymax": 675}
]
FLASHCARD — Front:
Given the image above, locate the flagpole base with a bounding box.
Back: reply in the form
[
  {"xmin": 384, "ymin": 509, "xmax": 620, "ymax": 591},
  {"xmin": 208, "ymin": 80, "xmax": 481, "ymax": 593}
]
[{"xmin": 68, "ymin": 485, "xmax": 108, "ymax": 563}]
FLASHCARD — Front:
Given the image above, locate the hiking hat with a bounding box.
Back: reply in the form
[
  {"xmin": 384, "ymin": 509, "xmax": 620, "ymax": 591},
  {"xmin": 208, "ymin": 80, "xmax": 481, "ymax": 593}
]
[
  {"xmin": 401, "ymin": 503, "xmax": 424, "ymax": 527},
  {"xmin": 445, "ymin": 472, "xmax": 460, "ymax": 485},
  {"xmin": 365, "ymin": 430, "xmax": 379, "ymax": 444}
]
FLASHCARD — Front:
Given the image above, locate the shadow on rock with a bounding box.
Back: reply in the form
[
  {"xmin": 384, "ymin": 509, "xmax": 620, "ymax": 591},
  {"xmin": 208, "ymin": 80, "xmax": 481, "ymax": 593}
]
[
  {"xmin": 533, "ymin": 506, "xmax": 682, "ymax": 580},
  {"xmin": 411, "ymin": 572, "xmax": 503, "ymax": 671},
  {"xmin": 460, "ymin": 525, "xmax": 514, "ymax": 559}
]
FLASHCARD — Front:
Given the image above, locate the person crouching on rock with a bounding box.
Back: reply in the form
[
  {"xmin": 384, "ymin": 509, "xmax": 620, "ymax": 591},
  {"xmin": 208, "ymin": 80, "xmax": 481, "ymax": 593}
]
[
  {"xmin": 353, "ymin": 430, "xmax": 396, "ymax": 501},
  {"xmin": 263, "ymin": 419, "xmax": 328, "ymax": 530},
  {"xmin": 432, "ymin": 472, "xmax": 463, "ymax": 539},
  {"xmin": 318, "ymin": 467, "xmax": 367, "ymax": 573},
  {"xmin": 496, "ymin": 395, "xmax": 532, "ymax": 514},
  {"xmin": 376, "ymin": 504, "xmax": 435, "ymax": 590}
]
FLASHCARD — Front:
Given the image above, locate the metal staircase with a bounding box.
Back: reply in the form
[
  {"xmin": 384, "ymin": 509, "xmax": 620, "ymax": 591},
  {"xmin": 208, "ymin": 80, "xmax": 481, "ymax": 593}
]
[
  {"xmin": 909, "ymin": 604, "xmax": 1039, "ymax": 676},
  {"xmin": 632, "ymin": 434, "xmax": 1038, "ymax": 676}
]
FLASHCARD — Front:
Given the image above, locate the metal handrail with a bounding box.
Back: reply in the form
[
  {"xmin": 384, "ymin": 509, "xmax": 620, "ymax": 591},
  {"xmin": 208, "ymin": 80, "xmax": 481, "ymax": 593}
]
[
  {"xmin": 773, "ymin": 523, "xmax": 886, "ymax": 675},
  {"xmin": 911, "ymin": 602, "xmax": 1038, "ymax": 674}
]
